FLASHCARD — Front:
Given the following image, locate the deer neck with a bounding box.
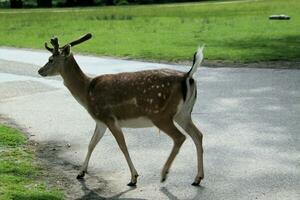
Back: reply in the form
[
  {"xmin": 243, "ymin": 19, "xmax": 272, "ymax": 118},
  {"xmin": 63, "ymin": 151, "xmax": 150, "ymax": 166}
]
[{"xmin": 60, "ymin": 55, "xmax": 91, "ymax": 108}]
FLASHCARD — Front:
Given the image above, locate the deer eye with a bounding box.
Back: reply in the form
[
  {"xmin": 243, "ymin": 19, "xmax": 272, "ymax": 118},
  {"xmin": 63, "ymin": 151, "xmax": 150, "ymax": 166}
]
[{"xmin": 49, "ymin": 59, "xmax": 54, "ymax": 63}]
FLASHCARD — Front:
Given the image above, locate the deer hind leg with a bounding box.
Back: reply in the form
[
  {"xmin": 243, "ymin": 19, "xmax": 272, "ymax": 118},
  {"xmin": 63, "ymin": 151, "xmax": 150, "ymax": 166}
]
[
  {"xmin": 107, "ymin": 120, "xmax": 139, "ymax": 187},
  {"xmin": 153, "ymin": 118, "xmax": 186, "ymax": 182},
  {"xmin": 77, "ymin": 122, "xmax": 106, "ymax": 179},
  {"xmin": 175, "ymin": 114, "xmax": 204, "ymax": 186}
]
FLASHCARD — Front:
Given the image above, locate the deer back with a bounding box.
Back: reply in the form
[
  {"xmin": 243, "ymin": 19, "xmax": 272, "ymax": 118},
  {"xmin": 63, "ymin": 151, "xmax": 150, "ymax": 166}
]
[{"xmin": 87, "ymin": 69, "xmax": 187, "ymax": 123}]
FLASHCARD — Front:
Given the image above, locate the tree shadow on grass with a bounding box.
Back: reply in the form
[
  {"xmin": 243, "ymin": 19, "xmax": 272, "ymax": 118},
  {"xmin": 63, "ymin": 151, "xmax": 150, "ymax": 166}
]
[{"xmin": 218, "ymin": 34, "xmax": 300, "ymax": 61}]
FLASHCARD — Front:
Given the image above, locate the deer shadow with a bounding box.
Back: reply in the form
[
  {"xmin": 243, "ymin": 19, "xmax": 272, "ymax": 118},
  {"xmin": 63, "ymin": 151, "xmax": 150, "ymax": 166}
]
[
  {"xmin": 75, "ymin": 179, "xmax": 145, "ymax": 200},
  {"xmin": 160, "ymin": 186, "xmax": 205, "ymax": 200},
  {"xmin": 75, "ymin": 181, "xmax": 205, "ymax": 200}
]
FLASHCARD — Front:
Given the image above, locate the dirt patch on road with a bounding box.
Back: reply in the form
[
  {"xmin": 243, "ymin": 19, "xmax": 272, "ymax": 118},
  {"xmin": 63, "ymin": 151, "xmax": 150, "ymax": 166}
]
[
  {"xmin": 35, "ymin": 142, "xmax": 141, "ymax": 199},
  {"xmin": 35, "ymin": 142, "xmax": 114, "ymax": 200}
]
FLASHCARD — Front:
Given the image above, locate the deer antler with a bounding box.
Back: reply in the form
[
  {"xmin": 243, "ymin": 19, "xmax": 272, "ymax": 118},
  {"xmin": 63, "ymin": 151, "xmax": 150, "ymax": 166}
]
[
  {"xmin": 64, "ymin": 33, "xmax": 92, "ymax": 48},
  {"xmin": 44, "ymin": 42, "xmax": 53, "ymax": 52},
  {"xmin": 50, "ymin": 37, "xmax": 59, "ymax": 55},
  {"xmin": 44, "ymin": 33, "xmax": 92, "ymax": 54}
]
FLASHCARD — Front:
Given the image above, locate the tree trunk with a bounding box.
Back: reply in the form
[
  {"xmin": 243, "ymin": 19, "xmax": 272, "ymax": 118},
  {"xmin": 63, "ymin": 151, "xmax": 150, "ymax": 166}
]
[
  {"xmin": 10, "ymin": 0, "xmax": 23, "ymax": 8},
  {"xmin": 77, "ymin": 0, "xmax": 95, "ymax": 6},
  {"xmin": 37, "ymin": 0, "xmax": 52, "ymax": 8}
]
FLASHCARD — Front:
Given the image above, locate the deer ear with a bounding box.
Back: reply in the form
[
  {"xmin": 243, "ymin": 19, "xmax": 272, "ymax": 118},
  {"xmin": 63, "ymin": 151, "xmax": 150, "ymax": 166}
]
[{"xmin": 62, "ymin": 44, "xmax": 71, "ymax": 57}]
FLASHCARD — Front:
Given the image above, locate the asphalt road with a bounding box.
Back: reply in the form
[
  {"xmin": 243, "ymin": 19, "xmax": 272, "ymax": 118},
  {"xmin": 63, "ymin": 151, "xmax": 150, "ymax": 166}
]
[{"xmin": 0, "ymin": 47, "xmax": 299, "ymax": 200}]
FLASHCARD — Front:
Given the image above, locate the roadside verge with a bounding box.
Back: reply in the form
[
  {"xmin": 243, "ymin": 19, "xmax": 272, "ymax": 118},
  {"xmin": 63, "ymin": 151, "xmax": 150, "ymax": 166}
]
[{"xmin": 0, "ymin": 121, "xmax": 64, "ymax": 200}]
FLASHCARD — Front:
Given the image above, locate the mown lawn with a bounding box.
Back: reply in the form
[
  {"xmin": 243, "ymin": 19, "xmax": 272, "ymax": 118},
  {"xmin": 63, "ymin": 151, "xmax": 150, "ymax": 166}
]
[
  {"xmin": 0, "ymin": 0, "xmax": 299, "ymax": 62},
  {"xmin": 0, "ymin": 125, "xmax": 64, "ymax": 200}
]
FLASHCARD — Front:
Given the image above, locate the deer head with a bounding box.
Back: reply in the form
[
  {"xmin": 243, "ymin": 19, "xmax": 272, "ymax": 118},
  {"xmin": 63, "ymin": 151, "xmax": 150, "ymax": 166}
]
[{"xmin": 38, "ymin": 33, "xmax": 92, "ymax": 77}]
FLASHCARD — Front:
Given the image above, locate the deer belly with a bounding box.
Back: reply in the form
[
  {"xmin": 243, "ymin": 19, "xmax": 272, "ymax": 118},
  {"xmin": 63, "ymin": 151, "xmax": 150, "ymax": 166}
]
[{"xmin": 118, "ymin": 117, "xmax": 154, "ymax": 128}]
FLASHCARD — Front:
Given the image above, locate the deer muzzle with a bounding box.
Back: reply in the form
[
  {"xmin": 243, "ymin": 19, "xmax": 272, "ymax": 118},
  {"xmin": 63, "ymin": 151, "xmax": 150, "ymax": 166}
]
[{"xmin": 38, "ymin": 67, "xmax": 47, "ymax": 77}]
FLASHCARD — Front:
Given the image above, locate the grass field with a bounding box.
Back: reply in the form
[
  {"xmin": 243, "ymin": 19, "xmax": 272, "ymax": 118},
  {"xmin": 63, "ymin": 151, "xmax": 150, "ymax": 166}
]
[
  {"xmin": 0, "ymin": 125, "xmax": 64, "ymax": 200},
  {"xmin": 0, "ymin": 0, "xmax": 299, "ymax": 62}
]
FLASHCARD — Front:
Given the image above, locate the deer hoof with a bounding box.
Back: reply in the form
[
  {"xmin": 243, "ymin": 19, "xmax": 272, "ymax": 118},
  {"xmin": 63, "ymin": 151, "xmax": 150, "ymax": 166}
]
[
  {"xmin": 127, "ymin": 182, "xmax": 137, "ymax": 187},
  {"xmin": 160, "ymin": 170, "xmax": 169, "ymax": 182},
  {"xmin": 76, "ymin": 171, "xmax": 85, "ymax": 179},
  {"xmin": 191, "ymin": 182, "xmax": 200, "ymax": 186}
]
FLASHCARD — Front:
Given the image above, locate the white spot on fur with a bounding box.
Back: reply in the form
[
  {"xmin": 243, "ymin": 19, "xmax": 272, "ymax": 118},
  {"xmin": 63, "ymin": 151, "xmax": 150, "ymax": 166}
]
[{"xmin": 158, "ymin": 92, "xmax": 162, "ymax": 97}]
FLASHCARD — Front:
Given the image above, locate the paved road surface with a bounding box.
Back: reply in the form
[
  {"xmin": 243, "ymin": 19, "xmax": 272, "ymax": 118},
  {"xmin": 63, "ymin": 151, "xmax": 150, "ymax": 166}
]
[{"xmin": 0, "ymin": 47, "xmax": 299, "ymax": 200}]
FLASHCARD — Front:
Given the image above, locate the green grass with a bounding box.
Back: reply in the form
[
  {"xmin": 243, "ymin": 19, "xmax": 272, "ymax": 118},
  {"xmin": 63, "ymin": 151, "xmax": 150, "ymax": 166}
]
[
  {"xmin": 0, "ymin": 0, "xmax": 299, "ymax": 62},
  {"xmin": 0, "ymin": 125, "xmax": 64, "ymax": 200}
]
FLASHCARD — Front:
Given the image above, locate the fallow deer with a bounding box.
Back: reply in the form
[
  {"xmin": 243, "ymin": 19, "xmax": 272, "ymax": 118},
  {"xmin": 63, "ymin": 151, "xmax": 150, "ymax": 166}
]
[{"xmin": 38, "ymin": 33, "xmax": 204, "ymax": 186}]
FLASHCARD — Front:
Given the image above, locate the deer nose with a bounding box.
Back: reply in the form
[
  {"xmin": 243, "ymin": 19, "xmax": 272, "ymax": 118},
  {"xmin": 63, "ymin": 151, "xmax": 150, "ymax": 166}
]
[{"xmin": 38, "ymin": 68, "xmax": 46, "ymax": 77}]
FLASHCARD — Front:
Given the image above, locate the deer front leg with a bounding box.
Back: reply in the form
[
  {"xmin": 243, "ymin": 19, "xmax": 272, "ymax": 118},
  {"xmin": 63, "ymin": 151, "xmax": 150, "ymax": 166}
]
[
  {"xmin": 77, "ymin": 122, "xmax": 106, "ymax": 179},
  {"xmin": 175, "ymin": 115, "xmax": 204, "ymax": 186},
  {"xmin": 153, "ymin": 118, "xmax": 186, "ymax": 183},
  {"xmin": 107, "ymin": 120, "xmax": 139, "ymax": 187}
]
